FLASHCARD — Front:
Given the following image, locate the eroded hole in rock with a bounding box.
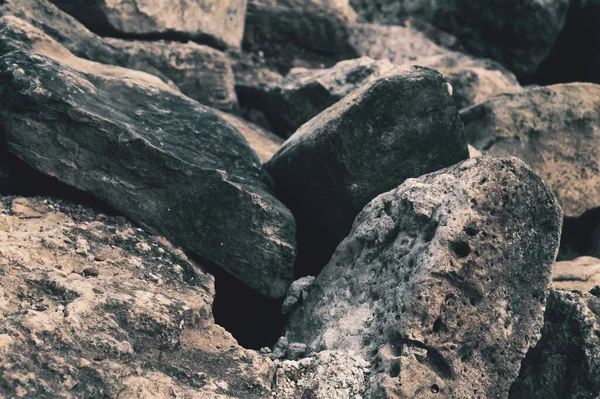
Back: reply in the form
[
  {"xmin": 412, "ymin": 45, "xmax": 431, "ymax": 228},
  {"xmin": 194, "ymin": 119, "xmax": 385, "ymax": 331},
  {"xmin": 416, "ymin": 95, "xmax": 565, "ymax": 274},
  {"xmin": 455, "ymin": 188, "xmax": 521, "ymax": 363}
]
[{"xmin": 451, "ymin": 240, "xmax": 471, "ymax": 258}]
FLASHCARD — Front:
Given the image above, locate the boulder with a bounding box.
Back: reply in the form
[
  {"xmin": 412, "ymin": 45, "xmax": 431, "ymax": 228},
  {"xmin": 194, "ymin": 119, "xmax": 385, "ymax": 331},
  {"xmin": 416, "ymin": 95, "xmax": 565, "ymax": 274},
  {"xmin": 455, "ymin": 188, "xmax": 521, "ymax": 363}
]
[
  {"xmin": 237, "ymin": 57, "xmax": 397, "ymax": 138},
  {"xmin": 462, "ymin": 83, "xmax": 600, "ymax": 218},
  {"xmin": 0, "ymin": 195, "xmax": 274, "ymax": 398},
  {"xmin": 0, "ymin": 48, "xmax": 296, "ymax": 299},
  {"xmin": 552, "ymin": 257, "xmax": 600, "ymax": 292},
  {"xmin": 266, "ymin": 65, "xmax": 468, "ymax": 275},
  {"xmin": 509, "ymin": 289, "xmax": 600, "ymax": 399},
  {"xmin": 48, "ymin": 0, "xmax": 247, "ymax": 50},
  {"xmin": 349, "ymin": 0, "xmax": 569, "ymax": 78},
  {"xmin": 287, "ymin": 156, "xmax": 563, "ymax": 398}
]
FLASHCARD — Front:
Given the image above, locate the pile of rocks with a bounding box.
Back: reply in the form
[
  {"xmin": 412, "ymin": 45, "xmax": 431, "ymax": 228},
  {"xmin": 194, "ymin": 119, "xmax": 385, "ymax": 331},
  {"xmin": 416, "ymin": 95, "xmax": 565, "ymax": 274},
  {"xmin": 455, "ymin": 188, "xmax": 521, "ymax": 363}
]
[{"xmin": 0, "ymin": 0, "xmax": 599, "ymax": 398}]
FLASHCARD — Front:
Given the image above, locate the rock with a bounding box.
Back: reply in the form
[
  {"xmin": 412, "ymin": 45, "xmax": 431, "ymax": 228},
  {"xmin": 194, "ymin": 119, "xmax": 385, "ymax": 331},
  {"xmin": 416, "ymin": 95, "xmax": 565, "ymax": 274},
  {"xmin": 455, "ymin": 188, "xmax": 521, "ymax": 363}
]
[
  {"xmin": 286, "ymin": 156, "xmax": 563, "ymax": 398},
  {"xmin": 349, "ymin": 0, "xmax": 569, "ymax": 78},
  {"xmin": 272, "ymin": 350, "xmax": 369, "ymax": 398},
  {"xmin": 509, "ymin": 289, "xmax": 600, "ymax": 399},
  {"xmin": 468, "ymin": 145, "xmax": 481, "ymax": 158},
  {"xmin": 271, "ymin": 336, "xmax": 289, "ymax": 360},
  {"xmin": 282, "ymin": 276, "xmax": 316, "ymax": 314},
  {"xmin": 0, "ymin": 196, "xmax": 274, "ymax": 398},
  {"xmin": 0, "ymin": 48, "xmax": 296, "ymax": 299},
  {"xmin": 11, "ymin": 197, "xmax": 49, "ymax": 219},
  {"xmin": 238, "ymin": 57, "xmax": 397, "ymax": 137},
  {"xmin": 266, "ymin": 66, "xmax": 468, "ymax": 275},
  {"xmin": 463, "ymin": 83, "xmax": 600, "ymax": 218},
  {"xmin": 48, "ymin": 0, "xmax": 247, "ymax": 50},
  {"xmin": 243, "ymin": 0, "xmax": 358, "ymax": 63},
  {"xmin": 552, "ymin": 257, "xmax": 600, "ymax": 292},
  {"xmin": 286, "ymin": 342, "xmax": 307, "ymax": 360}
]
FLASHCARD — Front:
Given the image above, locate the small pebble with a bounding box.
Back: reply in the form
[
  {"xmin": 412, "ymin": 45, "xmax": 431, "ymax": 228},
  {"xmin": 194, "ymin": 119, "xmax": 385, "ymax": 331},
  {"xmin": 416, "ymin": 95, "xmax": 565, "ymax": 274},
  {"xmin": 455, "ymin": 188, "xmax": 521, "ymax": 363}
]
[{"xmin": 82, "ymin": 267, "xmax": 99, "ymax": 277}]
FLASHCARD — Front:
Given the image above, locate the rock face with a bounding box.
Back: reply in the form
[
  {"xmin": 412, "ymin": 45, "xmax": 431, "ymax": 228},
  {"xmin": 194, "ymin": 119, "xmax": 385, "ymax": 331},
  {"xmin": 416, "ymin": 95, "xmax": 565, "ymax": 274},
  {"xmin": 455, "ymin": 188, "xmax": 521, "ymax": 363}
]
[
  {"xmin": 49, "ymin": 0, "xmax": 247, "ymax": 50},
  {"xmin": 552, "ymin": 257, "xmax": 600, "ymax": 292},
  {"xmin": 0, "ymin": 196, "xmax": 275, "ymax": 398},
  {"xmin": 463, "ymin": 83, "xmax": 600, "ymax": 218},
  {"xmin": 349, "ymin": 0, "xmax": 569, "ymax": 78},
  {"xmin": 266, "ymin": 66, "xmax": 468, "ymax": 275},
  {"xmin": 509, "ymin": 289, "xmax": 600, "ymax": 399},
  {"xmin": 287, "ymin": 156, "xmax": 563, "ymax": 398},
  {"xmin": 237, "ymin": 57, "xmax": 397, "ymax": 138},
  {"xmin": 0, "ymin": 49, "xmax": 296, "ymax": 299}
]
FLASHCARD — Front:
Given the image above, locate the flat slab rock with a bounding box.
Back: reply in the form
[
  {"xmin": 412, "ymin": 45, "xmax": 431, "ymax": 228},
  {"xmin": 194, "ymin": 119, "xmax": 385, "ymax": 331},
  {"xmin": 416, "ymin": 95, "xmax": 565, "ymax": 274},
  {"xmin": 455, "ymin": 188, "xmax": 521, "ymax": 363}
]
[
  {"xmin": 266, "ymin": 65, "xmax": 468, "ymax": 275},
  {"xmin": 463, "ymin": 83, "xmax": 600, "ymax": 218},
  {"xmin": 552, "ymin": 256, "xmax": 600, "ymax": 292},
  {"xmin": 0, "ymin": 48, "xmax": 296, "ymax": 299},
  {"xmin": 286, "ymin": 156, "xmax": 563, "ymax": 398},
  {"xmin": 0, "ymin": 196, "xmax": 275, "ymax": 398}
]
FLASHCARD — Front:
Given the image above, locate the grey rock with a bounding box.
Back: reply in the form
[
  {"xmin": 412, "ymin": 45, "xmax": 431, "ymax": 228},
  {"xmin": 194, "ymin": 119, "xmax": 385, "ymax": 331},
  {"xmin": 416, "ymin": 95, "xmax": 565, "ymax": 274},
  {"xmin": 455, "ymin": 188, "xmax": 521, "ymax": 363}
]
[
  {"xmin": 509, "ymin": 289, "xmax": 600, "ymax": 399},
  {"xmin": 270, "ymin": 336, "xmax": 289, "ymax": 360},
  {"xmin": 282, "ymin": 276, "xmax": 316, "ymax": 314},
  {"xmin": 349, "ymin": 0, "xmax": 569, "ymax": 78},
  {"xmin": 0, "ymin": 48, "xmax": 296, "ymax": 298},
  {"xmin": 286, "ymin": 342, "xmax": 308, "ymax": 360},
  {"xmin": 287, "ymin": 156, "xmax": 563, "ymax": 398},
  {"xmin": 266, "ymin": 65, "xmax": 468, "ymax": 275},
  {"xmin": 462, "ymin": 83, "xmax": 600, "ymax": 218},
  {"xmin": 49, "ymin": 0, "xmax": 247, "ymax": 50}
]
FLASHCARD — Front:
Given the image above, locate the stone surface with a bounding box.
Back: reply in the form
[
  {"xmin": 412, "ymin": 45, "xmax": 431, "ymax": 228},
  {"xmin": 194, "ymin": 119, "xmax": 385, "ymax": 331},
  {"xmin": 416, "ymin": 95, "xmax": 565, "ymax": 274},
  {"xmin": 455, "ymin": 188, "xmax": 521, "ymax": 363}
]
[
  {"xmin": 0, "ymin": 195, "xmax": 275, "ymax": 398},
  {"xmin": 509, "ymin": 289, "xmax": 600, "ymax": 399},
  {"xmin": 0, "ymin": 48, "xmax": 296, "ymax": 299},
  {"xmin": 463, "ymin": 83, "xmax": 600, "ymax": 218},
  {"xmin": 266, "ymin": 66, "xmax": 468, "ymax": 275},
  {"xmin": 49, "ymin": 0, "xmax": 247, "ymax": 50},
  {"xmin": 287, "ymin": 156, "xmax": 563, "ymax": 398},
  {"xmin": 552, "ymin": 257, "xmax": 600, "ymax": 292},
  {"xmin": 349, "ymin": 0, "xmax": 569, "ymax": 78},
  {"xmin": 238, "ymin": 57, "xmax": 397, "ymax": 138},
  {"xmin": 281, "ymin": 276, "xmax": 316, "ymax": 314}
]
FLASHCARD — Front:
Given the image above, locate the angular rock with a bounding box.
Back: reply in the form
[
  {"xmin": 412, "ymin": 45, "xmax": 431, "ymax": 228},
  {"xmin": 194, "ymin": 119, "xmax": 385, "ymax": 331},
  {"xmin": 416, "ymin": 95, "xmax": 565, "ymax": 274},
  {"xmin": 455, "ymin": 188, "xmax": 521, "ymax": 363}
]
[
  {"xmin": 49, "ymin": 0, "xmax": 247, "ymax": 50},
  {"xmin": 0, "ymin": 49, "xmax": 296, "ymax": 298},
  {"xmin": 349, "ymin": 0, "xmax": 569, "ymax": 78},
  {"xmin": 281, "ymin": 276, "xmax": 316, "ymax": 314},
  {"xmin": 238, "ymin": 57, "xmax": 397, "ymax": 138},
  {"xmin": 463, "ymin": 83, "xmax": 600, "ymax": 218},
  {"xmin": 0, "ymin": 195, "xmax": 275, "ymax": 398},
  {"xmin": 553, "ymin": 257, "xmax": 600, "ymax": 292},
  {"xmin": 509, "ymin": 289, "xmax": 600, "ymax": 399},
  {"xmin": 287, "ymin": 156, "xmax": 563, "ymax": 398},
  {"xmin": 243, "ymin": 0, "xmax": 358, "ymax": 62},
  {"xmin": 266, "ymin": 66, "xmax": 468, "ymax": 275}
]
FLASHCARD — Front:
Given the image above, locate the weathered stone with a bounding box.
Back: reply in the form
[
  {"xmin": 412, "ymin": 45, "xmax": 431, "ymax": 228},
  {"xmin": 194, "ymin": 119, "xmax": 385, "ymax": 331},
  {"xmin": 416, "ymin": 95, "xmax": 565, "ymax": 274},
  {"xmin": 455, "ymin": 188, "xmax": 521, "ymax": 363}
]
[
  {"xmin": 282, "ymin": 276, "xmax": 316, "ymax": 314},
  {"xmin": 0, "ymin": 196, "xmax": 275, "ymax": 398},
  {"xmin": 0, "ymin": 48, "xmax": 296, "ymax": 298},
  {"xmin": 287, "ymin": 156, "xmax": 563, "ymax": 398},
  {"xmin": 243, "ymin": 0, "xmax": 358, "ymax": 61},
  {"xmin": 266, "ymin": 66, "xmax": 468, "ymax": 275},
  {"xmin": 509, "ymin": 289, "xmax": 600, "ymax": 399},
  {"xmin": 349, "ymin": 0, "xmax": 569, "ymax": 78},
  {"xmin": 463, "ymin": 83, "xmax": 600, "ymax": 218},
  {"xmin": 553, "ymin": 257, "xmax": 600, "ymax": 292},
  {"xmin": 238, "ymin": 57, "xmax": 397, "ymax": 137},
  {"xmin": 49, "ymin": 0, "xmax": 247, "ymax": 50}
]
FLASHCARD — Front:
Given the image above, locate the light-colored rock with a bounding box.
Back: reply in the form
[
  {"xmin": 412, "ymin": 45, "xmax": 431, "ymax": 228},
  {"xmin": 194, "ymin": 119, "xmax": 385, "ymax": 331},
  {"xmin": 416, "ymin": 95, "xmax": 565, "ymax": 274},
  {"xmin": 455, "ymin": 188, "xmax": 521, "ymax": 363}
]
[
  {"xmin": 287, "ymin": 156, "xmax": 563, "ymax": 398},
  {"xmin": 552, "ymin": 256, "xmax": 600, "ymax": 292}
]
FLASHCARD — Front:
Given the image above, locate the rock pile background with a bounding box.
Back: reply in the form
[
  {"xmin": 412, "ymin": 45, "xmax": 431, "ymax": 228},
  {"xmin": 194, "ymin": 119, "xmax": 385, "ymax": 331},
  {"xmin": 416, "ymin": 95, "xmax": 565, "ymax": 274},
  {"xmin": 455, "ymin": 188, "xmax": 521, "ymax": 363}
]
[{"xmin": 0, "ymin": 1, "xmax": 599, "ymax": 398}]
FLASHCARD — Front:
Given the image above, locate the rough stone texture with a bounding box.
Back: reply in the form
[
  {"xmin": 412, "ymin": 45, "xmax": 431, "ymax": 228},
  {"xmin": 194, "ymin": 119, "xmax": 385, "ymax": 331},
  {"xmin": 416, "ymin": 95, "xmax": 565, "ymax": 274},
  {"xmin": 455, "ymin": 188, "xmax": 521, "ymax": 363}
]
[
  {"xmin": 463, "ymin": 83, "xmax": 600, "ymax": 218},
  {"xmin": 281, "ymin": 276, "xmax": 316, "ymax": 314},
  {"xmin": 509, "ymin": 289, "xmax": 600, "ymax": 399},
  {"xmin": 49, "ymin": 0, "xmax": 247, "ymax": 50},
  {"xmin": 237, "ymin": 57, "xmax": 397, "ymax": 138},
  {"xmin": 266, "ymin": 66, "xmax": 468, "ymax": 275},
  {"xmin": 0, "ymin": 195, "xmax": 275, "ymax": 398},
  {"xmin": 349, "ymin": 0, "xmax": 569, "ymax": 78},
  {"xmin": 287, "ymin": 156, "xmax": 563, "ymax": 398},
  {"xmin": 552, "ymin": 257, "xmax": 600, "ymax": 292},
  {"xmin": 0, "ymin": 49, "xmax": 296, "ymax": 299},
  {"xmin": 243, "ymin": 0, "xmax": 358, "ymax": 61},
  {"xmin": 272, "ymin": 351, "xmax": 369, "ymax": 398}
]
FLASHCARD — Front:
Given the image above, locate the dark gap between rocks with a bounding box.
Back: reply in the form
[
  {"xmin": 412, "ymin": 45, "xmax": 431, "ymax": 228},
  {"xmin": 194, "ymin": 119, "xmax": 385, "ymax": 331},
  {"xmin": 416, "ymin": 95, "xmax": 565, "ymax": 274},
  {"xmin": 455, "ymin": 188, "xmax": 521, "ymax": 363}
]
[{"xmin": 558, "ymin": 207, "xmax": 600, "ymax": 261}]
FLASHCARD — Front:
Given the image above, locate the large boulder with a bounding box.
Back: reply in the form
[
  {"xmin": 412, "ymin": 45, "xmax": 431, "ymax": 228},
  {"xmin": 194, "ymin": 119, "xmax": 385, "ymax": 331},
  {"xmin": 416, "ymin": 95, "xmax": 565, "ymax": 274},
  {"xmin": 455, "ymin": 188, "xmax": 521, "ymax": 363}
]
[
  {"xmin": 509, "ymin": 289, "xmax": 600, "ymax": 399},
  {"xmin": 287, "ymin": 156, "xmax": 563, "ymax": 398},
  {"xmin": 0, "ymin": 195, "xmax": 275, "ymax": 398},
  {"xmin": 463, "ymin": 83, "xmax": 600, "ymax": 218},
  {"xmin": 48, "ymin": 0, "xmax": 247, "ymax": 50},
  {"xmin": 349, "ymin": 0, "xmax": 570, "ymax": 78},
  {"xmin": 266, "ymin": 66, "xmax": 468, "ymax": 275},
  {"xmin": 0, "ymin": 48, "xmax": 297, "ymax": 299}
]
